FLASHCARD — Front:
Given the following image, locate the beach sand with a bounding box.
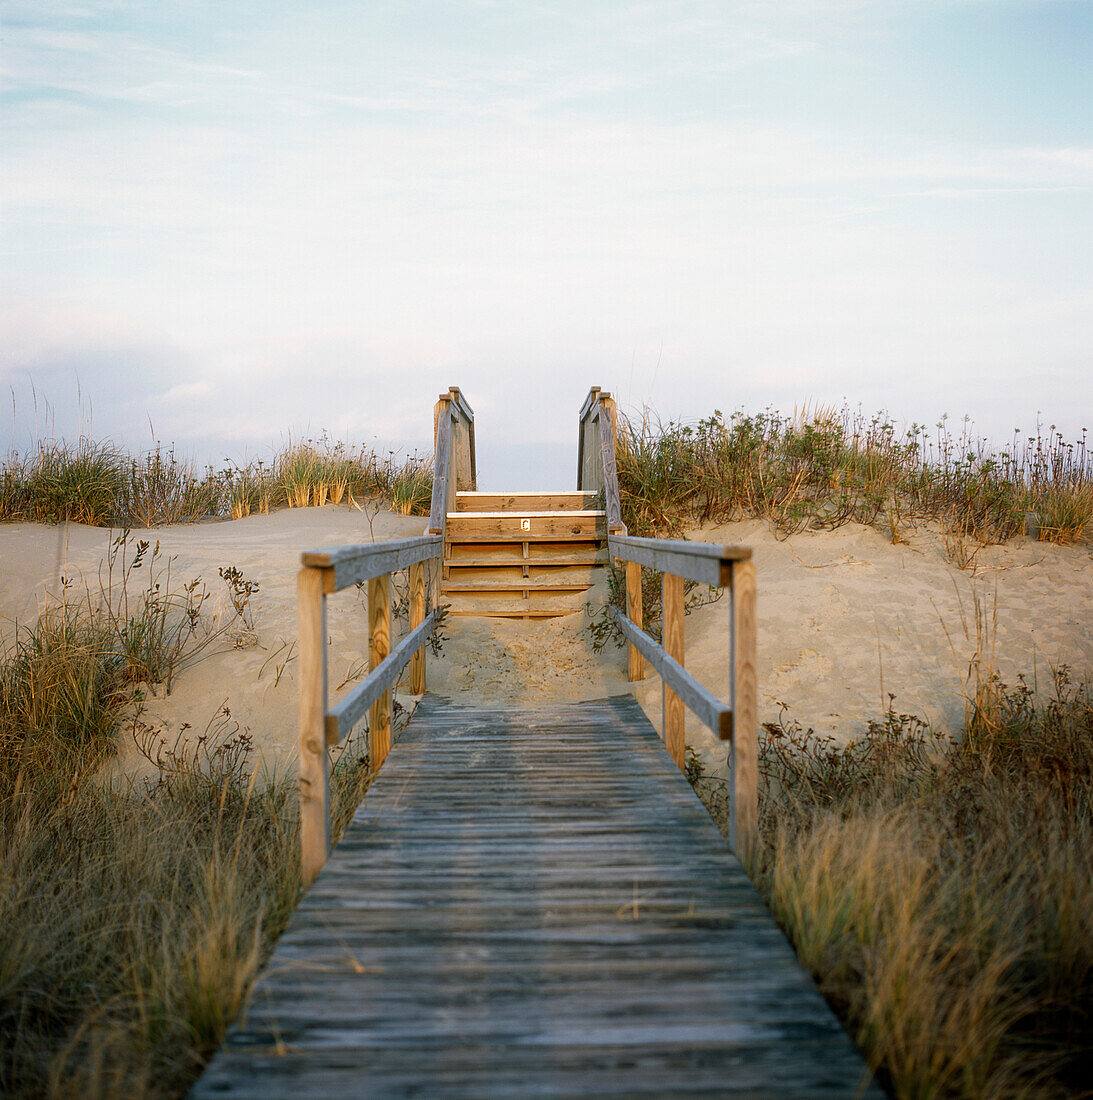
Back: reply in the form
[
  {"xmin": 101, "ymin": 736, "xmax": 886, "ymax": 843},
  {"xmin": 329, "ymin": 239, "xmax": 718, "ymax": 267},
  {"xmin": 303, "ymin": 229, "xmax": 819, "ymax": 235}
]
[{"xmin": 2, "ymin": 507, "xmax": 1090, "ymax": 782}]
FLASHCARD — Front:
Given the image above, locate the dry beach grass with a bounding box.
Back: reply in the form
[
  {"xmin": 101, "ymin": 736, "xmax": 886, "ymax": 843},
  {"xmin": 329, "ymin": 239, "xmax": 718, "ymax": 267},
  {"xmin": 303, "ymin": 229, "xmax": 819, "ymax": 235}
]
[
  {"xmin": 694, "ymin": 666, "xmax": 1093, "ymax": 1098},
  {"xmin": 0, "ymin": 434, "xmax": 433, "ymax": 527}
]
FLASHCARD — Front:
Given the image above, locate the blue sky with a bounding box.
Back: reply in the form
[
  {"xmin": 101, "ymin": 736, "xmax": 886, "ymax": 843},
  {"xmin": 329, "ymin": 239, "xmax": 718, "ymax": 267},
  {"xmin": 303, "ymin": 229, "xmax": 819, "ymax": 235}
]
[{"xmin": 2, "ymin": 1, "xmax": 1090, "ymax": 486}]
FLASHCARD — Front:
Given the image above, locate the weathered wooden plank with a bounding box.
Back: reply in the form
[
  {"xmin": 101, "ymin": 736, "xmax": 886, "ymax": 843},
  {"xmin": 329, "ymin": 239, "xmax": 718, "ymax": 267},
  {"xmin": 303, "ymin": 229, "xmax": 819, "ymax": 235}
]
[
  {"xmin": 610, "ymin": 608, "xmax": 732, "ymax": 739},
  {"xmin": 446, "ymin": 551, "xmax": 607, "ymax": 567},
  {"xmin": 598, "ymin": 396, "xmax": 626, "ymax": 534},
  {"xmin": 408, "ymin": 560, "xmax": 425, "ymax": 694},
  {"xmin": 440, "ymin": 580, "xmax": 594, "ymax": 593},
  {"xmin": 577, "ymin": 384, "xmax": 602, "ymax": 425},
  {"xmin": 448, "ymin": 515, "xmax": 605, "ymax": 542},
  {"xmin": 297, "ymin": 567, "xmax": 328, "ymax": 889},
  {"xmin": 447, "ymin": 532, "xmax": 605, "ymax": 543},
  {"xmin": 444, "ymin": 609, "xmax": 581, "ymax": 619},
  {"xmin": 662, "ymin": 571, "xmax": 685, "ymax": 768},
  {"xmin": 608, "ymin": 534, "xmax": 751, "ymax": 587},
  {"xmin": 301, "ymin": 535, "xmax": 442, "ymax": 592},
  {"xmin": 446, "ymin": 388, "xmax": 476, "ymax": 492},
  {"xmin": 367, "ymin": 573, "xmax": 391, "ymax": 770},
  {"xmin": 445, "ymin": 384, "xmax": 475, "ymax": 431},
  {"xmin": 731, "ymin": 557, "xmax": 759, "ymax": 862},
  {"xmin": 454, "ymin": 492, "xmax": 598, "ymax": 512},
  {"xmin": 195, "ymin": 695, "xmax": 880, "ymax": 1099},
  {"xmin": 193, "ymin": 1041, "xmax": 876, "ymax": 1098},
  {"xmin": 325, "ymin": 607, "xmax": 441, "ymax": 744},
  {"xmin": 451, "ymin": 510, "xmax": 606, "ymax": 519},
  {"xmin": 427, "ymin": 403, "xmax": 451, "ymax": 534},
  {"xmin": 625, "ymin": 559, "xmax": 644, "ymax": 681}
]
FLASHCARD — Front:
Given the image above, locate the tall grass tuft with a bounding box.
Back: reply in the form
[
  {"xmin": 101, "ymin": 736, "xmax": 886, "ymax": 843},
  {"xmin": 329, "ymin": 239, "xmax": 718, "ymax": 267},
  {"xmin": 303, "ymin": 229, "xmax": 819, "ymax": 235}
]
[
  {"xmin": 24, "ymin": 440, "xmax": 128, "ymax": 526},
  {"xmin": 123, "ymin": 447, "xmax": 212, "ymax": 526},
  {"xmin": 383, "ymin": 459, "xmax": 432, "ymax": 516},
  {"xmin": 694, "ymin": 675, "xmax": 1093, "ymax": 1098}
]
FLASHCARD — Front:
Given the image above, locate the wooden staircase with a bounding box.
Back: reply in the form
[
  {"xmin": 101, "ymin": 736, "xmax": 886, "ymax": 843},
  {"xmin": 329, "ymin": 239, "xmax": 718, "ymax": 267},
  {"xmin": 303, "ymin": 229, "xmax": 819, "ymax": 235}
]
[{"xmin": 442, "ymin": 491, "xmax": 608, "ymax": 619}]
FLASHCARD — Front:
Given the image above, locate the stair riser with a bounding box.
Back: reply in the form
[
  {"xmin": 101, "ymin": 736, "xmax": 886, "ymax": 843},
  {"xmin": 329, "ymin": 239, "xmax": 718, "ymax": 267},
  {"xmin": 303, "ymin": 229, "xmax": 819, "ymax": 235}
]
[
  {"xmin": 442, "ymin": 590, "xmax": 594, "ymax": 616},
  {"xmin": 455, "ymin": 492, "xmax": 599, "ymax": 512},
  {"xmin": 446, "ymin": 553, "xmax": 608, "ymax": 568},
  {"xmin": 447, "ymin": 516, "xmax": 604, "ymax": 540},
  {"xmin": 444, "ymin": 566, "xmax": 597, "ymax": 585}
]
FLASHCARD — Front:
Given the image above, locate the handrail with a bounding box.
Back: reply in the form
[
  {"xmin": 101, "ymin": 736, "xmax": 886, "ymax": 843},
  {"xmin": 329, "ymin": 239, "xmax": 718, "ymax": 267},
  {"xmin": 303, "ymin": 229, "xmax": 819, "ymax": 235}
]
[
  {"xmin": 608, "ymin": 607, "xmax": 732, "ymax": 738},
  {"xmin": 577, "ymin": 385, "xmax": 601, "ymax": 425},
  {"xmin": 607, "ymin": 535, "xmax": 750, "ymax": 587},
  {"xmin": 607, "ymin": 533, "xmax": 758, "ymax": 861},
  {"xmin": 447, "ymin": 386, "xmax": 476, "ymax": 442},
  {"xmin": 325, "ymin": 605, "xmax": 443, "ymax": 745},
  {"xmin": 303, "ymin": 534, "xmax": 444, "ymax": 590}
]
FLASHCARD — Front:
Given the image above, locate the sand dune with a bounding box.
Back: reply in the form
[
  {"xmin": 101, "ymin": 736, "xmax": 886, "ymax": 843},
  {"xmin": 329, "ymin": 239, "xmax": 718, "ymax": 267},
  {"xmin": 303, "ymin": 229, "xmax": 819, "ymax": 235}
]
[{"xmin": 2, "ymin": 507, "xmax": 1090, "ymax": 781}]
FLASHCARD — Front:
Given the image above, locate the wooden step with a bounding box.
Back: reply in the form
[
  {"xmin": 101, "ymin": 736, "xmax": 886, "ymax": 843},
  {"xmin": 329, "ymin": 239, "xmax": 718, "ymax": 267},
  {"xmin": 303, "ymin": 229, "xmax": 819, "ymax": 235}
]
[
  {"xmin": 455, "ymin": 491, "xmax": 599, "ymax": 512},
  {"xmin": 445, "ymin": 552, "xmax": 606, "ymax": 568},
  {"xmin": 443, "ymin": 564, "xmax": 598, "ymax": 586},
  {"xmin": 446, "ymin": 540, "xmax": 606, "ymax": 565},
  {"xmin": 446, "ymin": 512, "xmax": 605, "ymax": 540},
  {"xmin": 442, "ymin": 592, "xmax": 591, "ymax": 617},
  {"xmin": 442, "ymin": 580, "xmax": 594, "ymax": 594},
  {"xmin": 444, "ymin": 608, "xmax": 579, "ymax": 619}
]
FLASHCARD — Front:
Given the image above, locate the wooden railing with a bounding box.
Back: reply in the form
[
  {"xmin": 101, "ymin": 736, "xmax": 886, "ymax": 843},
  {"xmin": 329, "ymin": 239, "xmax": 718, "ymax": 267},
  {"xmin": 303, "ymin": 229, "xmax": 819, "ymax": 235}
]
[
  {"xmin": 428, "ymin": 386, "xmax": 476, "ymax": 537},
  {"xmin": 578, "ymin": 388, "xmax": 758, "ymax": 859},
  {"xmin": 298, "ymin": 535, "xmax": 445, "ymax": 886},
  {"xmin": 609, "ymin": 537, "xmax": 757, "ymax": 860},
  {"xmin": 576, "ymin": 387, "xmax": 625, "ymax": 534}
]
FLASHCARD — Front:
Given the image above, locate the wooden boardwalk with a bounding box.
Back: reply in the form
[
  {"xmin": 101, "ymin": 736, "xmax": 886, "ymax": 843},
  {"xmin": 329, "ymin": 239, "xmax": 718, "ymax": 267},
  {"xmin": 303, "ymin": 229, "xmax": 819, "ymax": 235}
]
[{"xmin": 193, "ymin": 695, "xmax": 879, "ymax": 1098}]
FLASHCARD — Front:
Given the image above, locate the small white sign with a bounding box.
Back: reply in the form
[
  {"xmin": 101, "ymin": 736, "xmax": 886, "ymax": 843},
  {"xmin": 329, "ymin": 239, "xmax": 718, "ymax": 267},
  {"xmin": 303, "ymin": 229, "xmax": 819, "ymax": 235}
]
[{"xmin": 520, "ymin": 518, "xmax": 531, "ymax": 531}]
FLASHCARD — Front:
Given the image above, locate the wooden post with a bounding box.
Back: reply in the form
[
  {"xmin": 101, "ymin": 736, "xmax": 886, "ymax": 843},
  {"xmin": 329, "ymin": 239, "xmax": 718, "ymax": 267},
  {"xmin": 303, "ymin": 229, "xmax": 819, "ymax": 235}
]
[
  {"xmin": 587, "ymin": 411, "xmax": 603, "ymax": 494},
  {"xmin": 433, "ymin": 396, "xmax": 447, "ymax": 456},
  {"xmin": 444, "ymin": 413, "xmax": 458, "ymax": 516},
  {"xmin": 576, "ymin": 386, "xmax": 600, "ymax": 490},
  {"xmin": 409, "ymin": 560, "xmax": 426, "ymax": 694},
  {"xmin": 368, "ymin": 573, "xmax": 391, "ymax": 772},
  {"xmin": 731, "ymin": 559, "xmax": 758, "ymax": 864},
  {"xmin": 662, "ymin": 572, "xmax": 685, "ymax": 769},
  {"xmin": 601, "ymin": 394, "xmax": 618, "ymax": 453},
  {"xmin": 429, "ymin": 555, "xmax": 442, "ymax": 617},
  {"xmin": 626, "ymin": 560, "xmax": 644, "ymax": 681},
  {"xmin": 298, "ymin": 566, "xmax": 329, "ymax": 889}
]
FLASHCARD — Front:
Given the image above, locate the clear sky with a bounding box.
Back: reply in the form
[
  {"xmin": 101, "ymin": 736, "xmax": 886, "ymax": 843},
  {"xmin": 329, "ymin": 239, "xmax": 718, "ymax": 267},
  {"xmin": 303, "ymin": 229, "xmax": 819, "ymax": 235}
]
[{"xmin": 2, "ymin": 1, "xmax": 1090, "ymax": 487}]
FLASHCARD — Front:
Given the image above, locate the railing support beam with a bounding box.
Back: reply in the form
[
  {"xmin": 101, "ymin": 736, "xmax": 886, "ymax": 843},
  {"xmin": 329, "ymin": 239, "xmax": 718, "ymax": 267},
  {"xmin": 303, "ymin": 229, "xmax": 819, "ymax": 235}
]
[
  {"xmin": 369, "ymin": 573, "xmax": 392, "ymax": 772},
  {"xmin": 409, "ymin": 560, "xmax": 426, "ymax": 694},
  {"xmin": 298, "ymin": 566, "xmax": 329, "ymax": 889},
  {"xmin": 662, "ymin": 572, "xmax": 685, "ymax": 769},
  {"xmin": 625, "ymin": 560, "xmax": 644, "ymax": 682},
  {"xmin": 731, "ymin": 559, "xmax": 758, "ymax": 864}
]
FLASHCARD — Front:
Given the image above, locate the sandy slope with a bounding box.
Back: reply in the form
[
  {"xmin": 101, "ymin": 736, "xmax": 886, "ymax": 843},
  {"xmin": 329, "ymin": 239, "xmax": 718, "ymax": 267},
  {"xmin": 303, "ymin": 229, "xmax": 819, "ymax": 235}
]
[
  {"xmin": 635, "ymin": 519, "xmax": 1093, "ymax": 775},
  {"xmin": 1, "ymin": 508, "xmax": 1090, "ymax": 781}
]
